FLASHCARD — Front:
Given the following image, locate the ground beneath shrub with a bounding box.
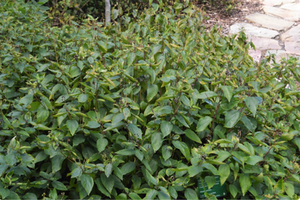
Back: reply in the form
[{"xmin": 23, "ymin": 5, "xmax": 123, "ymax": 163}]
[{"xmin": 198, "ymin": 0, "xmax": 263, "ymax": 35}]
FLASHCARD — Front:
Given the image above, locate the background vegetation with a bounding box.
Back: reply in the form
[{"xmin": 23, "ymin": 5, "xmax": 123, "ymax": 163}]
[{"xmin": 0, "ymin": 0, "xmax": 299, "ymax": 199}]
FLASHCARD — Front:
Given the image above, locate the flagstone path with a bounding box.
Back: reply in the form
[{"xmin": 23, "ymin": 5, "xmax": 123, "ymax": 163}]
[{"xmin": 229, "ymin": 0, "xmax": 300, "ymax": 63}]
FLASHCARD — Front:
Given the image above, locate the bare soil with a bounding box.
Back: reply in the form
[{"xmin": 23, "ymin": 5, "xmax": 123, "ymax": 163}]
[{"xmin": 197, "ymin": 0, "xmax": 263, "ymax": 35}]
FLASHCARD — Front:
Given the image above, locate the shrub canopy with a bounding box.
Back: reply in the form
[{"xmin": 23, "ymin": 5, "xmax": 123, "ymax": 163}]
[{"xmin": 0, "ymin": 0, "xmax": 300, "ymax": 199}]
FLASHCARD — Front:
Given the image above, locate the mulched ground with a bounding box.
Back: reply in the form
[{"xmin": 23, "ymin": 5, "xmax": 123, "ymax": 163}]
[{"xmin": 197, "ymin": 0, "xmax": 263, "ymax": 35}]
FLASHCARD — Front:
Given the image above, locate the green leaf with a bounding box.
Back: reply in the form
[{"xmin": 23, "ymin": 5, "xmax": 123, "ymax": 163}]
[
  {"xmin": 184, "ymin": 129, "xmax": 202, "ymax": 143},
  {"xmin": 172, "ymin": 140, "xmax": 190, "ymax": 160},
  {"xmin": 116, "ymin": 149, "xmax": 135, "ymax": 156},
  {"xmin": 128, "ymin": 124, "xmax": 142, "ymax": 139},
  {"xmin": 176, "ymin": 115, "xmax": 189, "ymax": 128},
  {"xmin": 219, "ymin": 164, "xmax": 230, "ymax": 185},
  {"xmin": 145, "ymin": 189, "xmax": 158, "ymax": 199},
  {"xmin": 36, "ymin": 124, "xmax": 53, "ymax": 130},
  {"xmin": 36, "ymin": 108, "xmax": 49, "ymax": 123},
  {"xmin": 23, "ymin": 193, "xmax": 37, "ymax": 200},
  {"xmin": 132, "ymin": 175, "xmax": 142, "ymax": 190},
  {"xmin": 123, "ymin": 108, "xmax": 131, "ymax": 120},
  {"xmin": 180, "ymin": 95, "xmax": 190, "ymax": 107},
  {"xmin": 78, "ymin": 94, "xmax": 88, "ymax": 103},
  {"xmin": 81, "ymin": 174, "xmax": 94, "ymax": 195},
  {"xmin": 135, "ymin": 149, "xmax": 144, "ymax": 161},
  {"xmin": 113, "ymin": 166, "xmax": 123, "ymax": 180},
  {"xmin": 147, "ymin": 84, "xmax": 159, "ymax": 102},
  {"xmin": 197, "ymin": 91, "xmax": 218, "ymax": 99},
  {"xmin": 19, "ymin": 94, "xmax": 33, "ymax": 106},
  {"xmin": 168, "ymin": 186, "xmax": 178, "ymax": 199},
  {"xmin": 229, "ymin": 184, "xmax": 238, "ymax": 198},
  {"xmin": 73, "ymin": 134, "xmax": 85, "ymax": 146},
  {"xmin": 66, "ymin": 120, "xmax": 78, "ymax": 136},
  {"xmin": 5, "ymin": 153, "xmax": 17, "ymax": 166},
  {"xmin": 205, "ymin": 176, "xmax": 216, "ymax": 189},
  {"xmin": 98, "ymin": 94, "xmax": 115, "ymax": 102},
  {"xmin": 97, "ymin": 137, "xmax": 108, "ymax": 153},
  {"xmin": 162, "ymin": 145, "xmax": 172, "ymax": 161},
  {"xmin": 251, "ymin": 81, "xmax": 260, "ymax": 91},
  {"xmin": 284, "ymin": 182, "xmax": 294, "ymax": 198},
  {"xmin": 188, "ymin": 165, "xmax": 202, "ymax": 177},
  {"xmin": 224, "ymin": 110, "xmax": 241, "ymax": 128},
  {"xmin": 259, "ymin": 87, "xmax": 272, "ymax": 93},
  {"xmin": 112, "ymin": 113, "xmax": 124, "ymax": 125},
  {"xmin": 151, "ymin": 132, "xmax": 163, "ymax": 152},
  {"xmin": 161, "ymin": 121, "xmax": 173, "ymax": 138},
  {"xmin": 221, "ymin": 86, "xmax": 233, "ymax": 102},
  {"xmin": 238, "ymin": 143, "xmax": 251, "ymax": 155},
  {"xmin": 5, "ymin": 191, "xmax": 20, "ymax": 200},
  {"xmin": 121, "ymin": 161, "xmax": 136, "ymax": 175},
  {"xmin": 241, "ymin": 116, "xmax": 256, "ymax": 132},
  {"xmin": 86, "ymin": 121, "xmax": 100, "ymax": 129},
  {"xmin": 0, "ymin": 187, "xmax": 10, "ymax": 199},
  {"xmin": 202, "ymin": 163, "xmax": 219, "ymax": 175},
  {"xmin": 100, "ymin": 173, "xmax": 114, "ymax": 193},
  {"xmin": 142, "ymin": 167, "xmax": 158, "ymax": 185},
  {"xmin": 55, "ymin": 95, "xmax": 69, "ymax": 103},
  {"xmin": 158, "ymin": 186, "xmax": 171, "ymax": 200},
  {"xmin": 152, "ymin": 44, "xmax": 162, "ymax": 55},
  {"xmin": 69, "ymin": 66, "xmax": 80, "ymax": 78},
  {"xmin": 239, "ymin": 174, "xmax": 251, "ymax": 196},
  {"xmin": 105, "ymin": 163, "xmax": 113, "ymax": 177},
  {"xmin": 52, "ymin": 155, "xmax": 65, "ymax": 172},
  {"xmin": 213, "ymin": 125, "xmax": 226, "ymax": 139},
  {"xmin": 71, "ymin": 167, "xmax": 82, "ymax": 178},
  {"xmin": 246, "ymin": 155, "xmax": 263, "ymax": 165},
  {"xmin": 184, "ymin": 188, "xmax": 198, "ymax": 200},
  {"xmin": 248, "ymin": 186, "xmax": 258, "ymax": 198},
  {"xmin": 52, "ymin": 180, "xmax": 68, "ymax": 191},
  {"xmin": 112, "ymin": 9, "xmax": 119, "ymax": 20},
  {"xmin": 153, "ymin": 105, "xmax": 172, "ymax": 116},
  {"xmin": 129, "ymin": 193, "xmax": 142, "ymax": 200},
  {"xmin": 197, "ymin": 116, "xmax": 212, "ymax": 132},
  {"xmin": 41, "ymin": 96, "xmax": 52, "ymax": 110},
  {"xmin": 95, "ymin": 178, "xmax": 111, "ymax": 198},
  {"xmin": 88, "ymin": 56, "xmax": 94, "ymax": 64},
  {"xmin": 128, "ymin": 52, "xmax": 136, "ymax": 66},
  {"xmin": 293, "ymin": 138, "xmax": 300, "ymax": 151},
  {"xmin": 244, "ymin": 97, "xmax": 258, "ymax": 117},
  {"xmin": 215, "ymin": 151, "xmax": 231, "ymax": 162}
]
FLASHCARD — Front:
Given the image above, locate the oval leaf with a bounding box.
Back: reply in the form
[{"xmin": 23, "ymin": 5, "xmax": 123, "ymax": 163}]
[
  {"xmin": 197, "ymin": 116, "xmax": 212, "ymax": 132},
  {"xmin": 67, "ymin": 120, "xmax": 79, "ymax": 136},
  {"xmin": 147, "ymin": 84, "xmax": 158, "ymax": 102},
  {"xmin": 81, "ymin": 174, "xmax": 94, "ymax": 195},
  {"xmin": 244, "ymin": 97, "xmax": 258, "ymax": 117},
  {"xmin": 224, "ymin": 110, "xmax": 241, "ymax": 128},
  {"xmin": 161, "ymin": 120, "xmax": 173, "ymax": 138},
  {"xmin": 128, "ymin": 124, "xmax": 142, "ymax": 139},
  {"xmin": 184, "ymin": 129, "xmax": 202, "ymax": 143}
]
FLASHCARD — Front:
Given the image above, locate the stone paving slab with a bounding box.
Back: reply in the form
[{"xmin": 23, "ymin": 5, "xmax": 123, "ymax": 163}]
[
  {"xmin": 266, "ymin": 50, "xmax": 289, "ymax": 63},
  {"xmin": 249, "ymin": 37, "xmax": 281, "ymax": 50},
  {"xmin": 281, "ymin": 3, "xmax": 300, "ymax": 12},
  {"xmin": 245, "ymin": 13, "xmax": 294, "ymax": 31},
  {"xmin": 261, "ymin": 0, "xmax": 295, "ymax": 7},
  {"xmin": 248, "ymin": 49, "xmax": 262, "ymax": 63},
  {"xmin": 263, "ymin": 6, "xmax": 300, "ymax": 22},
  {"xmin": 229, "ymin": 23, "xmax": 279, "ymax": 39},
  {"xmin": 285, "ymin": 42, "xmax": 300, "ymax": 55},
  {"xmin": 281, "ymin": 25, "xmax": 300, "ymax": 42}
]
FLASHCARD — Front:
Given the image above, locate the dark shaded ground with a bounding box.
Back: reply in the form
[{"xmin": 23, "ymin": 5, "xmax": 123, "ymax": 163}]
[{"xmin": 199, "ymin": 0, "xmax": 263, "ymax": 34}]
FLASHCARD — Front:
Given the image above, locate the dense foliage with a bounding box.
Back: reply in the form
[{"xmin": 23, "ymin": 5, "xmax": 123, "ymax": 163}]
[
  {"xmin": 44, "ymin": 0, "xmax": 237, "ymax": 26},
  {"xmin": 1, "ymin": 0, "xmax": 300, "ymax": 199}
]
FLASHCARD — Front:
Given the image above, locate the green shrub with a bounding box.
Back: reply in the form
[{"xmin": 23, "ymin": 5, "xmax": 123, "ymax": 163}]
[{"xmin": 0, "ymin": 0, "xmax": 300, "ymax": 199}]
